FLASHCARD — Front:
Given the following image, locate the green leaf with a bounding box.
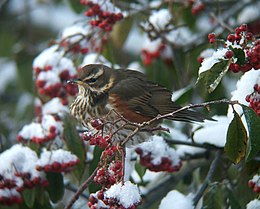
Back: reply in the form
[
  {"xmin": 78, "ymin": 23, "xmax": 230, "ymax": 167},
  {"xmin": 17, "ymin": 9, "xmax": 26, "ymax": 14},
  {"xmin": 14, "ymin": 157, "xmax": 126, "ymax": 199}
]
[
  {"xmin": 63, "ymin": 115, "xmax": 85, "ymax": 180},
  {"xmin": 22, "ymin": 188, "xmax": 36, "ymax": 208},
  {"xmin": 197, "ymin": 59, "xmax": 230, "ymax": 93},
  {"xmin": 111, "ymin": 17, "xmax": 133, "ymax": 49},
  {"xmin": 135, "ymin": 163, "xmax": 146, "ymax": 181},
  {"xmin": 224, "ymin": 110, "xmax": 248, "ymax": 164},
  {"xmin": 68, "ymin": 0, "xmax": 84, "ymax": 13},
  {"xmin": 241, "ymin": 105, "xmax": 260, "ymax": 161},
  {"xmin": 46, "ymin": 172, "xmax": 65, "ymax": 203},
  {"xmin": 230, "ymin": 47, "xmax": 245, "ymax": 65},
  {"xmin": 88, "ymin": 146, "xmax": 103, "ymax": 193}
]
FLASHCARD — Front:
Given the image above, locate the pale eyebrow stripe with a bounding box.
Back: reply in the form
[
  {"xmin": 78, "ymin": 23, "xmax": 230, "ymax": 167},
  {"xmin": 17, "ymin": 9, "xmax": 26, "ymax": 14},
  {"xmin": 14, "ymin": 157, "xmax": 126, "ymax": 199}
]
[{"xmin": 83, "ymin": 68, "xmax": 104, "ymax": 81}]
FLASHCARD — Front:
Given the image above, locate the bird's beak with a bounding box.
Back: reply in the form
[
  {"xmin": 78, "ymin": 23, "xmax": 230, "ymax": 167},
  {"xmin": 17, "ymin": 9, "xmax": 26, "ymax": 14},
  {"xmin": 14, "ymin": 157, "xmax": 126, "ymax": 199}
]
[{"xmin": 67, "ymin": 78, "xmax": 83, "ymax": 85}]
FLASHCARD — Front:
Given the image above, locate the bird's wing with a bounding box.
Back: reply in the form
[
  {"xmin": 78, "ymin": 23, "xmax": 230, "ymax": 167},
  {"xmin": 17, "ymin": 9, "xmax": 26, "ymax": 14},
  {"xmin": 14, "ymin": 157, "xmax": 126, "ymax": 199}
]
[{"xmin": 109, "ymin": 70, "xmax": 208, "ymax": 123}]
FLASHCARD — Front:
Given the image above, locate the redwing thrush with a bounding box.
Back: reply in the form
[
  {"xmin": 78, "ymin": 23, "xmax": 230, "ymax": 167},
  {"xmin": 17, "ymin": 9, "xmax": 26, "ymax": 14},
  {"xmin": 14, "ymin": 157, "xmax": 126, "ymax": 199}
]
[{"xmin": 70, "ymin": 64, "xmax": 209, "ymax": 146}]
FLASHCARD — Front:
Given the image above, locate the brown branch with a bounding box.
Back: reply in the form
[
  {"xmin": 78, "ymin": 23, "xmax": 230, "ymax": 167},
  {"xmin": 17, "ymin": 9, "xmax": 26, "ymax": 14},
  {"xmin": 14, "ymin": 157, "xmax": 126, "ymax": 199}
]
[{"xmin": 64, "ymin": 166, "xmax": 99, "ymax": 209}]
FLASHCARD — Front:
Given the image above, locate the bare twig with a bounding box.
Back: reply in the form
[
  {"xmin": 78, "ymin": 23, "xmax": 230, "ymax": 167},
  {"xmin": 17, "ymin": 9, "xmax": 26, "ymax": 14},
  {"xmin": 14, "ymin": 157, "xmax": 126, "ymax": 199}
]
[{"xmin": 65, "ymin": 166, "xmax": 99, "ymax": 209}]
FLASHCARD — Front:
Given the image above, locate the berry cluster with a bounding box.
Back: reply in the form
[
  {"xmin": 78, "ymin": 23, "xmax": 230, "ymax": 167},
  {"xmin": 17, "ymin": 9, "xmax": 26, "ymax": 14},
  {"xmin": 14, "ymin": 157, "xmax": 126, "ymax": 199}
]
[
  {"xmin": 141, "ymin": 44, "xmax": 166, "ymax": 65},
  {"xmin": 0, "ymin": 145, "xmax": 48, "ymax": 205},
  {"xmin": 17, "ymin": 114, "xmax": 63, "ymax": 144},
  {"xmin": 33, "ymin": 46, "xmax": 78, "ymax": 103},
  {"xmin": 134, "ymin": 136, "xmax": 182, "ymax": 172},
  {"xmin": 135, "ymin": 147, "xmax": 182, "ymax": 172},
  {"xmin": 94, "ymin": 160, "xmax": 123, "ymax": 187},
  {"xmin": 248, "ymin": 174, "xmax": 260, "ymax": 193},
  {"xmin": 82, "ymin": 132, "xmax": 110, "ymax": 148},
  {"xmin": 36, "ymin": 149, "xmax": 80, "ymax": 173},
  {"xmin": 35, "ymin": 67, "xmax": 78, "ymax": 103},
  {"xmin": 191, "ymin": 1, "xmax": 206, "ymax": 16},
  {"xmin": 246, "ymin": 84, "xmax": 260, "ymax": 116},
  {"xmin": 81, "ymin": 0, "xmax": 123, "ymax": 31},
  {"xmin": 14, "ymin": 173, "xmax": 48, "ymax": 192},
  {"xmin": 88, "ymin": 181, "xmax": 141, "ymax": 209},
  {"xmin": 0, "ymin": 190, "xmax": 22, "ymax": 205},
  {"xmin": 208, "ymin": 24, "xmax": 260, "ymax": 73}
]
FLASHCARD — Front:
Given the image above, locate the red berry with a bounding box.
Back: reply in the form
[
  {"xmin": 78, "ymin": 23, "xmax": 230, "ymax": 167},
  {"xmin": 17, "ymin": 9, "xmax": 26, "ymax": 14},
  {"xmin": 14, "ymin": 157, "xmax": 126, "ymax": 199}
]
[
  {"xmin": 225, "ymin": 50, "xmax": 233, "ymax": 59},
  {"xmin": 235, "ymin": 27, "xmax": 242, "ymax": 35},
  {"xmin": 36, "ymin": 80, "xmax": 46, "ymax": 88},
  {"xmin": 239, "ymin": 24, "xmax": 248, "ymax": 32},
  {"xmin": 227, "ymin": 34, "xmax": 235, "ymax": 42},
  {"xmin": 209, "ymin": 38, "xmax": 215, "ymax": 44},
  {"xmin": 208, "ymin": 33, "xmax": 216, "ymax": 39},
  {"xmin": 246, "ymin": 32, "xmax": 253, "ymax": 40}
]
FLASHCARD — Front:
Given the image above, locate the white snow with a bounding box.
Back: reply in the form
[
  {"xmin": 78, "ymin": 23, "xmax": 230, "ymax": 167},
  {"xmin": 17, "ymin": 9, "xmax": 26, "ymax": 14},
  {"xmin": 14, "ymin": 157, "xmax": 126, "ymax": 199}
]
[
  {"xmin": 0, "ymin": 144, "xmax": 44, "ymax": 181},
  {"xmin": 136, "ymin": 136, "xmax": 180, "ymax": 166},
  {"xmin": 149, "ymin": 9, "xmax": 172, "ymax": 31},
  {"xmin": 166, "ymin": 27, "xmax": 195, "ymax": 46},
  {"xmin": 37, "ymin": 71, "xmax": 60, "ymax": 86},
  {"xmin": 199, "ymin": 48, "xmax": 215, "ymax": 59},
  {"xmin": 159, "ymin": 190, "xmax": 194, "ymax": 209},
  {"xmin": 37, "ymin": 148, "xmax": 78, "ymax": 166},
  {"xmin": 247, "ymin": 199, "xmax": 260, "ymax": 209},
  {"xmin": 105, "ymin": 181, "xmax": 141, "ymax": 208},
  {"xmin": 142, "ymin": 37, "xmax": 162, "ymax": 53},
  {"xmin": 33, "ymin": 45, "xmax": 61, "ymax": 69},
  {"xmin": 251, "ymin": 174, "xmax": 260, "ymax": 187},
  {"xmin": 81, "ymin": 53, "xmax": 112, "ymax": 67},
  {"xmin": 42, "ymin": 98, "xmax": 69, "ymax": 115},
  {"xmin": 192, "ymin": 116, "xmax": 230, "ymax": 147},
  {"xmin": 61, "ymin": 24, "xmax": 89, "ymax": 43},
  {"xmin": 41, "ymin": 114, "xmax": 63, "ymax": 134},
  {"xmin": 18, "ymin": 122, "xmax": 45, "ymax": 139},
  {"xmin": 227, "ymin": 70, "xmax": 260, "ymax": 119},
  {"xmin": 199, "ymin": 48, "xmax": 228, "ymax": 74}
]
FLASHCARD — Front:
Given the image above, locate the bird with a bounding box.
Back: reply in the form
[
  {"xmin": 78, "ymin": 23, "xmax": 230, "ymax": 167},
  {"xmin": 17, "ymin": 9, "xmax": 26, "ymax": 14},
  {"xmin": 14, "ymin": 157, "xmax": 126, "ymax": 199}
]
[{"xmin": 69, "ymin": 64, "xmax": 210, "ymax": 146}]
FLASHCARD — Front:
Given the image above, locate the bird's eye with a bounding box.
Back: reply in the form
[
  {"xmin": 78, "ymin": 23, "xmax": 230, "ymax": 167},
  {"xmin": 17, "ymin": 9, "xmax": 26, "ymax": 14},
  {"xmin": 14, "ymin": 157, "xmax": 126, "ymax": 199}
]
[{"xmin": 87, "ymin": 77, "xmax": 97, "ymax": 83}]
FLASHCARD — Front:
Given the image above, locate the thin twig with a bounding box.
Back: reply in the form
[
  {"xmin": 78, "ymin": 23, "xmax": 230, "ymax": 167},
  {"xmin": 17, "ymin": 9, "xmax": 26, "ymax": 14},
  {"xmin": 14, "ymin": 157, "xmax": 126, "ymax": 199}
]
[
  {"xmin": 64, "ymin": 166, "xmax": 99, "ymax": 209},
  {"xmin": 193, "ymin": 150, "xmax": 223, "ymax": 206}
]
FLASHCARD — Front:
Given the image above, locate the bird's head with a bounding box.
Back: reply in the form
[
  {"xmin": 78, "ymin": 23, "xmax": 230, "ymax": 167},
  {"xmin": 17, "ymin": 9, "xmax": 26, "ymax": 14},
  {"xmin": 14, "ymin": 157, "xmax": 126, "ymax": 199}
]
[{"xmin": 70, "ymin": 64, "xmax": 115, "ymax": 95}]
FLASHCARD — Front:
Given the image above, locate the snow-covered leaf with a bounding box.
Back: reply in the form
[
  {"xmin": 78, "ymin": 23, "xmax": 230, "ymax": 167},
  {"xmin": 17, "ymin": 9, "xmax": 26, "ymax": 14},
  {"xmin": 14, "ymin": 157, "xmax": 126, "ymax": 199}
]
[{"xmin": 197, "ymin": 59, "xmax": 230, "ymax": 93}]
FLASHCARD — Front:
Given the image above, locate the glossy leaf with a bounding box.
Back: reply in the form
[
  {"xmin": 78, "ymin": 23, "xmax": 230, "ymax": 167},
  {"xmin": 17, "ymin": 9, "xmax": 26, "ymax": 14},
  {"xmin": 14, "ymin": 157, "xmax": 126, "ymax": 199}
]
[
  {"xmin": 224, "ymin": 111, "xmax": 248, "ymax": 164},
  {"xmin": 241, "ymin": 105, "xmax": 260, "ymax": 161},
  {"xmin": 63, "ymin": 115, "xmax": 85, "ymax": 180},
  {"xmin": 197, "ymin": 59, "xmax": 230, "ymax": 93},
  {"xmin": 230, "ymin": 47, "xmax": 245, "ymax": 65},
  {"xmin": 46, "ymin": 172, "xmax": 65, "ymax": 203}
]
